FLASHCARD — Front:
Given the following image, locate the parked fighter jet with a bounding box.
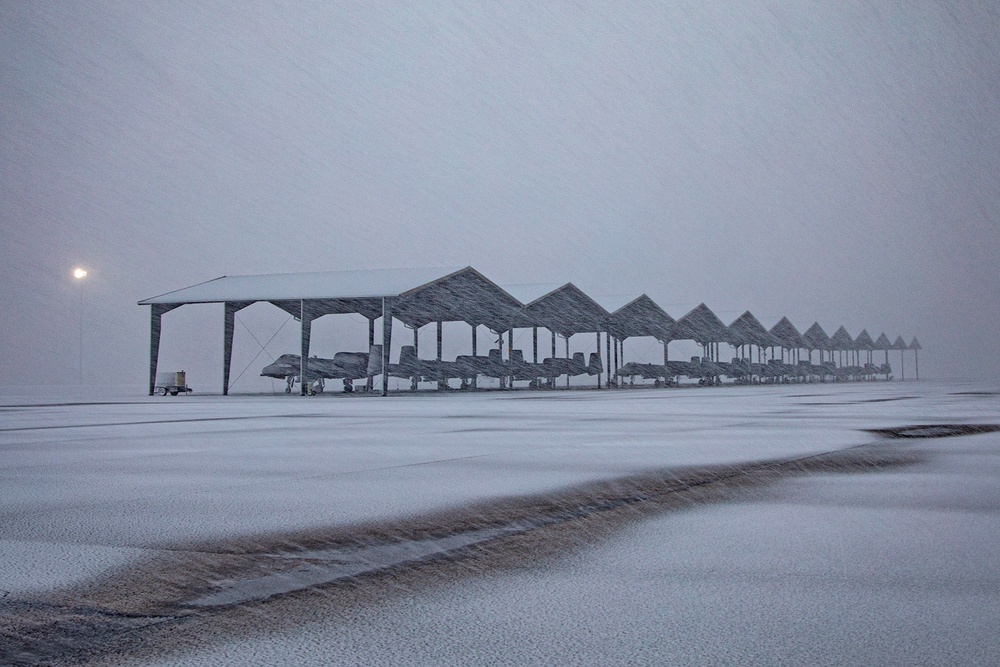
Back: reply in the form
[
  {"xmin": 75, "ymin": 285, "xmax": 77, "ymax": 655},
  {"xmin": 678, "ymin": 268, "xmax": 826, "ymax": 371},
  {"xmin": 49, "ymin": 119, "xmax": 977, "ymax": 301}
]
[
  {"xmin": 541, "ymin": 352, "xmax": 603, "ymax": 386},
  {"xmin": 365, "ymin": 345, "xmax": 471, "ymax": 390},
  {"xmin": 262, "ymin": 352, "xmax": 370, "ymax": 393},
  {"xmin": 615, "ymin": 362, "xmax": 673, "ymax": 387}
]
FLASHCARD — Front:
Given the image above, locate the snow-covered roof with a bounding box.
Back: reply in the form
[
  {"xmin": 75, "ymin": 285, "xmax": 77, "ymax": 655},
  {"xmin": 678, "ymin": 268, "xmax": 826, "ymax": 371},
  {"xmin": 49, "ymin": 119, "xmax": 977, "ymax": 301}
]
[
  {"xmin": 672, "ymin": 303, "xmax": 730, "ymax": 343},
  {"xmin": 769, "ymin": 317, "xmax": 805, "ymax": 349},
  {"xmin": 728, "ymin": 311, "xmax": 777, "ymax": 348},
  {"xmin": 592, "ymin": 294, "xmax": 640, "ymax": 314},
  {"xmin": 501, "ymin": 283, "xmax": 567, "ymax": 307},
  {"xmin": 503, "ymin": 283, "xmax": 609, "ymax": 335},
  {"xmin": 830, "ymin": 326, "xmax": 856, "ymax": 350},
  {"xmin": 803, "ymin": 322, "xmax": 832, "ymax": 350},
  {"xmin": 594, "ymin": 294, "xmax": 674, "ymax": 341},
  {"xmin": 854, "ymin": 329, "xmax": 875, "ymax": 350},
  {"xmin": 138, "ymin": 266, "xmax": 470, "ymax": 304},
  {"xmin": 139, "ymin": 266, "xmax": 524, "ymax": 330}
]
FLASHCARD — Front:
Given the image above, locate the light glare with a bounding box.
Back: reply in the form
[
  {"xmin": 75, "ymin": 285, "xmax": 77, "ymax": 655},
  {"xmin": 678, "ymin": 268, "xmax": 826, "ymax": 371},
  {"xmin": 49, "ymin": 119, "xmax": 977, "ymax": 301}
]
[{"xmin": 73, "ymin": 268, "xmax": 87, "ymax": 280}]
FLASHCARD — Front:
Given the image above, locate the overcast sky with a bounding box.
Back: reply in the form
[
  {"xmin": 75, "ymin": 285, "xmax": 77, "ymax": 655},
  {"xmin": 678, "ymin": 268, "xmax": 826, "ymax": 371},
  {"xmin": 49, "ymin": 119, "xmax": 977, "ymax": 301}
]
[{"xmin": 2, "ymin": 1, "xmax": 998, "ymax": 388}]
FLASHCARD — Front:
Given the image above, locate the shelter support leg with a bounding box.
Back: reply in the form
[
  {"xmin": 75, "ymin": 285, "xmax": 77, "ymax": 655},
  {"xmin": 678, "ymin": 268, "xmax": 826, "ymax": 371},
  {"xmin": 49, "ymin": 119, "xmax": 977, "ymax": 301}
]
[
  {"xmin": 565, "ymin": 334, "xmax": 570, "ymax": 389},
  {"xmin": 149, "ymin": 309, "xmax": 162, "ymax": 396},
  {"xmin": 471, "ymin": 325, "xmax": 477, "ymax": 389},
  {"xmin": 223, "ymin": 302, "xmax": 239, "ymax": 396},
  {"xmin": 411, "ymin": 325, "xmax": 419, "ymax": 391},
  {"xmin": 437, "ymin": 321, "xmax": 446, "ymax": 390},
  {"xmin": 508, "ymin": 328, "xmax": 514, "ymax": 389},
  {"xmin": 148, "ymin": 303, "xmax": 181, "ymax": 395},
  {"xmin": 550, "ymin": 331, "xmax": 556, "ymax": 388},
  {"xmin": 613, "ymin": 337, "xmax": 618, "ymax": 384},
  {"xmin": 367, "ymin": 318, "xmax": 375, "ymax": 391},
  {"xmin": 596, "ymin": 332, "xmax": 601, "ymax": 388},
  {"xmin": 381, "ymin": 298, "xmax": 392, "ymax": 396},
  {"xmin": 149, "ymin": 305, "xmax": 166, "ymax": 395},
  {"xmin": 299, "ymin": 301, "xmax": 312, "ymax": 396},
  {"xmin": 607, "ymin": 330, "xmax": 613, "ymax": 388}
]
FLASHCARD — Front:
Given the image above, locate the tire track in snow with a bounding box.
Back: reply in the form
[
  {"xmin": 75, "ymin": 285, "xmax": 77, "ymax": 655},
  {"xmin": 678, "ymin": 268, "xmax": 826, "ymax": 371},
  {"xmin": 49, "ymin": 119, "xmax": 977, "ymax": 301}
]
[{"xmin": 1, "ymin": 438, "xmax": 930, "ymax": 666}]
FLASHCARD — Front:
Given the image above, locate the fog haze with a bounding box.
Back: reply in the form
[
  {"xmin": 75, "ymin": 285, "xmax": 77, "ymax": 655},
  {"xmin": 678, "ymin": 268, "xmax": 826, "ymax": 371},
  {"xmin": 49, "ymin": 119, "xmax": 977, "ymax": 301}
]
[{"xmin": 2, "ymin": 1, "xmax": 998, "ymax": 387}]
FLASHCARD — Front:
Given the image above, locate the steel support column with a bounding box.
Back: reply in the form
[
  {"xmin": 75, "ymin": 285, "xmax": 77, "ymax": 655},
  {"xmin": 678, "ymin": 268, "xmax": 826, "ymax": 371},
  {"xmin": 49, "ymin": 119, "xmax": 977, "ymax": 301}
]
[
  {"xmin": 299, "ymin": 300, "xmax": 312, "ymax": 396},
  {"xmin": 507, "ymin": 328, "xmax": 514, "ymax": 389},
  {"xmin": 437, "ymin": 321, "xmax": 445, "ymax": 390},
  {"xmin": 596, "ymin": 331, "xmax": 601, "ymax": 388},
  {"xmin": 148, "ymin": 303, "xmax": 180, "ymax": 396},
  {"xmin": 381, "ymin": 298, "xmax": 392, "ymax": 396},
  {"xmin": 565, "ymin": 334, "xmax": 570, "ymax": 388},
  {"xmin": 607, "ymin": 329, "xmax": 613, "ymax": 388},
  {"xmin": 613, "ymin": 336, "xmax": 618, "ymax": 382},
  {"xmin": 367, "ymin": 318, "xmax": 375, "ymax": 391},
  {"xmin": 222, "ymin": 301, "xmax": 252, "ymax": 396},
  {"xmin": 471, "ymin": 324, "xmax": 478, "ymax": 389}
]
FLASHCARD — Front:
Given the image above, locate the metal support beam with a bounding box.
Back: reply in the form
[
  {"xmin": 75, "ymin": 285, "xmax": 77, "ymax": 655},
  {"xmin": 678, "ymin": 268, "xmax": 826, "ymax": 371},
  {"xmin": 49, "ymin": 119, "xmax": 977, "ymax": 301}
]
[
  {"xmin": 381, "ymin": 298, "xmax": 392, "ymax": 396},
  {"xmin": 437, "ymin": 321, "xmax": 446, "ymax": 390},
  {"xmin": 367, "ymin": 318, "xmax": 375, "ymax": 391},
  {"xmin": 471, "ymin": 324, "xmax": 477, "ymax": 389},
  {"xmin": 222, "ymin": 301, "xmax": 253, "ymax": 396},
  {"xmin": 532, "ymin": 327, "xmax": 538, "ymax": 364},
  {"xmin": 607, "ymin": 329, "xmax": 613, "ymax": 388},
  {"xmin": 565, "ymin": 334, "xmax": 570, "ymax": 388},
  {"xmin": 596, "ymin": 331, "xmax": 601, "ymax": 388},
  {"xmin": 613, "ymin": 336, "xmax": 618, "ymax": 382},
  {"xmin": 299, "ymin": 300, "xmax": 312, "ymax": 396},
  {"xmin": 507, "ymin": 328, "xmax": 514, "ymax": 389},
  {"xmin": 148, "ymin": 303, "xmax": 180, "ymax": 396}
]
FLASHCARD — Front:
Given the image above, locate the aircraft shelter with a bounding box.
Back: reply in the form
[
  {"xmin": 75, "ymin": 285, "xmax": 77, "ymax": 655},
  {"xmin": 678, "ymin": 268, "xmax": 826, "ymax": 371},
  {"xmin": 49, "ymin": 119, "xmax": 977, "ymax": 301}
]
[{"xmin": 139, "ymin": 266, "xmax": 921, "ymax": 395}]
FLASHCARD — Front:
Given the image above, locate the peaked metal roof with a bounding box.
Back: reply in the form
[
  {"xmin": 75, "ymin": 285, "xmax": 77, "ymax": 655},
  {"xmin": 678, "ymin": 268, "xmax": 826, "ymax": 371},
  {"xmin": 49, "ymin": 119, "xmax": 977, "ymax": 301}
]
[
  {"xmin": 874, "ymin": 333, "xmax": 893, "ymax": 350},
  {"xmin": 892, "ymin": 335, "xmax": 908, "ymax": 350},
  {"xmin": 909, "ymin": 337, "xmax": 922, "ymax": 350},
  {"xmin": 502, "ymin": 283, "xmax": 567, "ymax": 307},
  {"xmin": 803, "ymin": 322, "xmax": 832, "ymax": 350},
  {"xmin": 672, "ymin": 303, "xmax": 730, "ymax": 343},
  {"xmin": 139, "ymin": 266, "xmax": 471, "ymax": 304},
  {"xmin": 504, "ymin": 282, "xmax": 609, "ymax": 335},
  {"xmin": 139, "ymin": 266, "xmax": 523, "ymax": 331},
  {"xmin": 595, "ymin": 294, "xmax": 674, "ymax": 341},
  {"xmin": 769, "ymin": 317, "xmax": 805, "ymax": 349},
  {"xmin": 830, "ymin": 326, "xmax": 855, "ymax": 350},
  {"xmin": 855, "ymin": 329, "xmax": 875, "ymax": 350},
  {"xmin": 727, "ymin": 311, "xmax": 777, "ymax": 347}
]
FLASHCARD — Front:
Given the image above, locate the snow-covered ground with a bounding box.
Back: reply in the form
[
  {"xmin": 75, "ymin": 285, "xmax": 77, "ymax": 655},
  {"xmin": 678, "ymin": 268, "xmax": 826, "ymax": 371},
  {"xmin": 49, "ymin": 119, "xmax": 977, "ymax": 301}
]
[{"xmin": 2, "ymin": 380, "xmax": 999, "ymax": 664}]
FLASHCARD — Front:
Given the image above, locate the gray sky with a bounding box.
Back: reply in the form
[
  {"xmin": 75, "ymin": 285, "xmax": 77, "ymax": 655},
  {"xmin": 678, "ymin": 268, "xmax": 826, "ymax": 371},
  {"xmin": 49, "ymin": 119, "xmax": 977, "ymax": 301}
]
[{"xmin": 2, "ymin": 1, "xmax": 998, "ymax": 388}]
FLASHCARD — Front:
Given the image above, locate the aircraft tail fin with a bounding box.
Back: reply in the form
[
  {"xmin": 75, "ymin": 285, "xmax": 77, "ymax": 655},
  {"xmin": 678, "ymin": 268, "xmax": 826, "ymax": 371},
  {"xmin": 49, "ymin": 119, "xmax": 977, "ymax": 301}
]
[
  {"xmin": 367, "ymin": 345, "xmax": 383, "ymax": 376},
  {"xmin": 587, "ymin": 353, "xmax": 603, "ymax": 375},
  {"xmin": 398, "ymin": 345, "xmax": 419, "ymax": 373}
]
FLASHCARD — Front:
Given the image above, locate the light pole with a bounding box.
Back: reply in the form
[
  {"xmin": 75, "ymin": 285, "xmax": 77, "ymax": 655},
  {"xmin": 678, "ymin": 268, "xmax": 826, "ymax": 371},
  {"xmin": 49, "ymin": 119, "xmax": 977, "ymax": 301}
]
[{"xmin": 73, "ymin": 267, "xmax": 87, "ymax": 384}]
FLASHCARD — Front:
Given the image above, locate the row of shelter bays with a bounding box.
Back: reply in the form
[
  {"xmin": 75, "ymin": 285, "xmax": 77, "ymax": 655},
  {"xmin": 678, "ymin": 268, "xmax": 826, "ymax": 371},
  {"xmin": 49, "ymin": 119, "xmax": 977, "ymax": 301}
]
[{"xmin": 138, "ymin": 266, "xmax": 922, "ymax": 396}]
